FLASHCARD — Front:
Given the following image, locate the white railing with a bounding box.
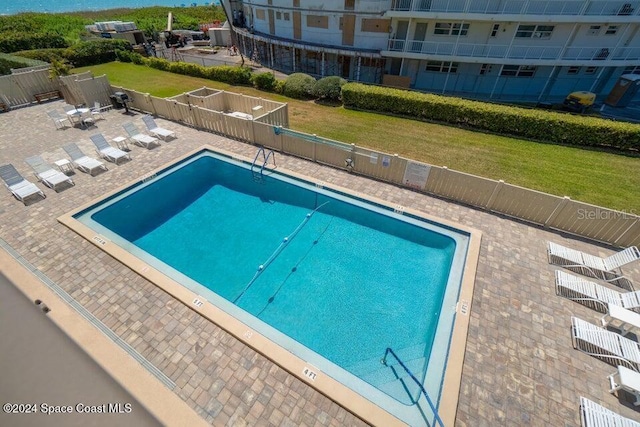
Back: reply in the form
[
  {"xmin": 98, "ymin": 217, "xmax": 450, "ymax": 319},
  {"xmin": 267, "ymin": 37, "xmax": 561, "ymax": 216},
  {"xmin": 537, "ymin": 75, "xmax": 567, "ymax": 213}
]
[
  {"xmin": 389, "ymin": 39, "xmax": 640, "ymax": 61},
  {"xmin": 390, "ymin": 0, "xmax": 640, "ymax": 15}
]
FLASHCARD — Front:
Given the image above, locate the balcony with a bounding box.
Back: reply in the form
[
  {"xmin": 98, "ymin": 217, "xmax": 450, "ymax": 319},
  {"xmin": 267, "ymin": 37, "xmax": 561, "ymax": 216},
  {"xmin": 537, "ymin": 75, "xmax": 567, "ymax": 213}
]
[
  {"xmin": 389, "ymin": 0, "xmax": 640, "ymax": 16},
  {"xmin": 387, "ymin": 39, "xmax": 640, "ymax": 61}
]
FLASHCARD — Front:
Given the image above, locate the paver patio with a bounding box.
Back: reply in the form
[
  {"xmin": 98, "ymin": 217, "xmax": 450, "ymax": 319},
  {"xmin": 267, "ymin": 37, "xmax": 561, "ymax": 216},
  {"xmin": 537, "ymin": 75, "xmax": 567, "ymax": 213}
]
[{"xmin": 0, "ymin": 100, "xmax": 638, "ymax": 426}]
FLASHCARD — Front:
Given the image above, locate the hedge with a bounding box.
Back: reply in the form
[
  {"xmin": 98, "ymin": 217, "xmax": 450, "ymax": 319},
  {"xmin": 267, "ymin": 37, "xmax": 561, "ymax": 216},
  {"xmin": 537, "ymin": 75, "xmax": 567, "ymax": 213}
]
[
  {"xmin": 341, "ymin": 83, "xmax": 640, "ymax": 151},
  {"xmin": 312, "ymin": 76, "xmax": 346, "ymax": 102},
  {"xmin": 16, "ymin": 39, "xmax": 131, "ymax": 67},
  {"xmin": 282, "ymin": 73, "xmax": 316, "ymax": 99},
  {"xmin": 116, "ymin": 50, "xmax": 253, "ymax": 86}
]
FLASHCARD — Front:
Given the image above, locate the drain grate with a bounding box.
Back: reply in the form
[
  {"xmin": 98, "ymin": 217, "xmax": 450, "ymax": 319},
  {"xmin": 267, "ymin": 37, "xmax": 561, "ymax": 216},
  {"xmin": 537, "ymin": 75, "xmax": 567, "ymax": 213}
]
[{"xmin": 0, "ymin": 237, "xmax": 176, "ymax": 390}]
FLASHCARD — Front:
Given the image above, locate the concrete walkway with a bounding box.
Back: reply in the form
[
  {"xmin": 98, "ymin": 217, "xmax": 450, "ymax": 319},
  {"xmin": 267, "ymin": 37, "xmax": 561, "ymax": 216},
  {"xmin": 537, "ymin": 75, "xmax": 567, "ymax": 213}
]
[{"xmin": 0, "ymin": 100, "xmax": 639, "ymax": 426}]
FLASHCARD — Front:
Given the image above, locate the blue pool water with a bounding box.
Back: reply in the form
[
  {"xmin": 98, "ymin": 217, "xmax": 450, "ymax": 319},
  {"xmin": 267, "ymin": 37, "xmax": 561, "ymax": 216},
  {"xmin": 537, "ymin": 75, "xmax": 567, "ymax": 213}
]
[{"xmin": 76, "ymin": 150, "xmax": 469, "ymax": 424}]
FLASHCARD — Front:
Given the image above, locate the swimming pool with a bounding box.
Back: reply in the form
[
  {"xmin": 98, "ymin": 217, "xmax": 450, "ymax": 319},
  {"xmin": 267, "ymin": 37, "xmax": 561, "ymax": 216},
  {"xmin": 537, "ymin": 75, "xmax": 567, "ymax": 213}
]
[{"xmin": 62, "ymin": 147, "xmax": 479, "ymax": 426}]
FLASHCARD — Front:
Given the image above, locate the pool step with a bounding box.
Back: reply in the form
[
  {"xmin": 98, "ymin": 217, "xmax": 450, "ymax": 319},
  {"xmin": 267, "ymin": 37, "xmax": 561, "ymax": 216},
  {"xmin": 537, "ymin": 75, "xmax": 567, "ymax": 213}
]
[
  {"xmin": 345, "ymin": 343, "xmax": 428, "ymax": 405},
  {"xmin": 346, "ymin": 343, "xmax": 426, "ymax": 378}
]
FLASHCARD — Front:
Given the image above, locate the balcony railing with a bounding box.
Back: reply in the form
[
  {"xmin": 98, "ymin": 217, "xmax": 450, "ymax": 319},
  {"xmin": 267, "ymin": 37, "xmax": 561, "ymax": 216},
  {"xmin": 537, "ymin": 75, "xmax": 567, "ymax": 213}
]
[
  {"xmin": 389, "ymin": 39, "xmax": 640, "ymax": 61},
  {"xmin": 390, "ymin": 0, "xmax": 640, "ymax": 16}
]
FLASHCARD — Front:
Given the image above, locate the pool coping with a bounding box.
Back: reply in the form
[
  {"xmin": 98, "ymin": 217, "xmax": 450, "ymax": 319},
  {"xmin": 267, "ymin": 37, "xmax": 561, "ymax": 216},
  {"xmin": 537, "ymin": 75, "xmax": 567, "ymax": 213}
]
[{"xmin": 57, "ymin": 145, "xmax": 482, "ymax": 427}]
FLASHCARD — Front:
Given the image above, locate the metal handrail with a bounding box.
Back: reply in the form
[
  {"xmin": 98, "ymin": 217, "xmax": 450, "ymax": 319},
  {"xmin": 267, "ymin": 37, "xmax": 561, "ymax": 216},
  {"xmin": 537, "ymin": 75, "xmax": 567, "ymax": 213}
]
[
  {"xmin": 251, "ymin": 147, "xmax": 276, "ymax": 180},
  {"xmin": 382, "ymin": 347, "xmax": 444, "ymax": 427}
]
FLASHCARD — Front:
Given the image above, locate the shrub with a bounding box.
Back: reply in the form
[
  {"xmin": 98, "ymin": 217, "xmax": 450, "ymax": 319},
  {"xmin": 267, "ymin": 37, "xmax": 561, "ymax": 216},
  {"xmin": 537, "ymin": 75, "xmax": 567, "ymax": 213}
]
[
  {"xmin": 13, "ymin": 48, "xmax": 66, "ymax": 63},
  {"xmin": 312, "ymin": 76, "xmax": 346, "ymax": 102},
  {"xmin": 341, "ymin": 83, "xmax": 640, "ymax": 151},
  {"xmin": 204, "ymin": 65, "xmax": 252, "ymax": 85},
  {"xmin": 252, "ymin": 72, "xmax": 277, "ymax": 91},
  {"xmin": 0, "ymin": 32, "xmax": 68, "ymax": 53},
  {"xmin": 274, "ymin": 79, "xmax": 285, "ymax": 94},
  {"xmin": 282, "ymin": 73, "xmax": 316, "ymax": 99},
  {"xmin": 0, "ymin": 58, "xmax": 28, "ymax": 75},
  {"xmin": 64, "ymin": 39, "xmax": 131, "ymax": 67}
]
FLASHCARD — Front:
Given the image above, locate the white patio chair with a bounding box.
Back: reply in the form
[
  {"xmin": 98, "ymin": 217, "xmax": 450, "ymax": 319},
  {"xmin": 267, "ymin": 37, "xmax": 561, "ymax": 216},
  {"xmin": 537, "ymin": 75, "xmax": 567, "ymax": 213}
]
[
  {"xmin": 579, "ymin": 396, "xmax": 640, "ymax": 427},
  {"xmin": 90, "ymin": 134, "xmax": 131, "ymax": 165},
  {"xmin": 548, "ymin": 241, "xmax": 640, "ymax": 283},
  {"xmin": 123, "ymin": 122, "xmax": 160, "ymax": 149},
  {"xmin": 141, "ymin": 115, "xmax": 176, "ymax": 140},
  {"xmin": 571, "ymin": 316, "xmax": 640, "ymax": 372},
  {"xmin": 90, "ymin": 101, "xmax": 109, "ymax": 120},
  {"xmin": 24, "ymin": 155, "xmax": 74, "ymax": 191},
  {"xmin": 0, "ymin": 164, "xmax": 46, "ymax": 204},
  {"xmin": 555, "ymin": 270, "xmax": 640, "ymax": 312},
  {"xmin": 47, "ymin": 110, "xmax": 71, "ymax": 129},
  {"xmin": 63, "ymin": 142, "xmax": 108, "ymax": 175}
]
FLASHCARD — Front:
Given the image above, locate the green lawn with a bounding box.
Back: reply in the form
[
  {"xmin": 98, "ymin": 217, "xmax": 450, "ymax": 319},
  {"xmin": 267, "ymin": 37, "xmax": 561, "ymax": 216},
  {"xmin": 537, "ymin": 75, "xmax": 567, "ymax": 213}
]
[{"xmin": 77, "ymin": 63, "xmax": 640, "ymax": 213}]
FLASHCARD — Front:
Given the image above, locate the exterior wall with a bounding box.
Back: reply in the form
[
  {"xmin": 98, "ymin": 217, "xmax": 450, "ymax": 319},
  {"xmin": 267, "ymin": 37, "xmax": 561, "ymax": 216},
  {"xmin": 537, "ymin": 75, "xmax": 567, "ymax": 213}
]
[
  {"xmin": 224, "ymin": 0, "xmax": 640, "ymax": 102},
  {"xmin": 239, "ymin": 0, "xmax": 390, "ymax": 50}
]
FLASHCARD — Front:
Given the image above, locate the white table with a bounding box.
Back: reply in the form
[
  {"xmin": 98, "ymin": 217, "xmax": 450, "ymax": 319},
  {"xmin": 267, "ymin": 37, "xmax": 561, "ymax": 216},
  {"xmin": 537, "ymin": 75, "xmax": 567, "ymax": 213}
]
[
  {"xmin": 601, "ymin": 304, "xmax": 640, "ymax": 336},
  {"xmin": 609, "ymin": 365, "xmax": 640, "ymax": 406},
  {"xmin": 54, "ymin": 159, "xmax": 73, "ymax": 174},
  {"xmin": 112, "ymin": 136, "xmax": 129, "ymax": 151},
  {"xmin": 66, "ymin": 108, "xmax": 91, "ymax": 128}
]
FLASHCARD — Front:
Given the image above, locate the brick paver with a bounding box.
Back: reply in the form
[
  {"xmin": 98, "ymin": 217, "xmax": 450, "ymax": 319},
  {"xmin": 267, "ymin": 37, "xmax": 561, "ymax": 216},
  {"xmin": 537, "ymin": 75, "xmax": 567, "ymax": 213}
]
[{"xmin": 1, "ymin": 100, "xmax": 639, "ymax": 426}]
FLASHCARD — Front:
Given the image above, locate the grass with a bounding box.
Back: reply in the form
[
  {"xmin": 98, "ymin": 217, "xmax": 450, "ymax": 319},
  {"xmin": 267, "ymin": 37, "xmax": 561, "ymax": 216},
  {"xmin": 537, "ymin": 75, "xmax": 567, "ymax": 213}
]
[{"xmin": 77, "ymin": 62, "xmax": 640, "ymax": 213}]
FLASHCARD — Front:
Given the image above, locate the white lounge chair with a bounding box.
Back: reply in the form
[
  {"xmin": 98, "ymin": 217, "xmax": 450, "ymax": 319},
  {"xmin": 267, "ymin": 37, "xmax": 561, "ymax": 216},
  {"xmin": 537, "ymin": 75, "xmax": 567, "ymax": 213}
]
[
  {"xmin": 571, "ymin": 316, "xmax": 640, "ymax": 372},
  {"xmin": 0, "ymin": 164, "xmax": 46, "ymax": 204},
  {"xmin": 47, "ymin": 110, "xmax": 71, "ymax": 129},
  {"xmin": 90, "ymin": 134, "xmax": 131, "ymax": 165},
  {"xmin": 123, "ymin": 122, "xmax": 160, "ymax": 149},
  {"xmin": 63, "ymin": 143, "xmax": 108, "ymax": 175},
  {"xmin": 141, "ymin": 115, "xmax": 176, "ymax": 141},
  {"xmin": 548, "ymin": 241, "xmax": 640, "ymax": 283},
  {"xmin": 579, "ymin": 396, "xmax": 640, "ymax": 427},
  {"xmin": 24, "ymin": 155, "xmax": 74, "ymax": 191},
  {"xmin": 556, "ymin": 270, "xmax": 640, "ymax": 312}
]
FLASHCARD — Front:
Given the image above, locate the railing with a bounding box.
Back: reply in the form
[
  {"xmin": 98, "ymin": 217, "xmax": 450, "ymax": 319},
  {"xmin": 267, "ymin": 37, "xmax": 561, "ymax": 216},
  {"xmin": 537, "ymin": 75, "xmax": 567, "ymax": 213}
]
[
  {"xmin": 390, "ymin": 0, "xmax": 640, "ymax": 15},
  {"xmin": 389, "ymin": 39, "xmax": 640, "ymax": 61},
  {"xmin": 382, "ymin": 347, "xmax": 444, "ymax": 427},
  {"xmin": 251, "ymin": 147, "xmax": 276, "ymax": 181}
]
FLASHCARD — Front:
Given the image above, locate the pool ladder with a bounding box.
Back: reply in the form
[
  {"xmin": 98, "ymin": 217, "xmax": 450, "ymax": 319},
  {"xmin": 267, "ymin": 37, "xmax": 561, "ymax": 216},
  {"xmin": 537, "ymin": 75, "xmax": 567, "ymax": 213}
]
[
  {"xmin": 382, "ymin": 347, "xmax": 444, "ymax": 426},
  {"xmin": 251, "ymin": 147, "xmax": 276, "ymax": 182}
]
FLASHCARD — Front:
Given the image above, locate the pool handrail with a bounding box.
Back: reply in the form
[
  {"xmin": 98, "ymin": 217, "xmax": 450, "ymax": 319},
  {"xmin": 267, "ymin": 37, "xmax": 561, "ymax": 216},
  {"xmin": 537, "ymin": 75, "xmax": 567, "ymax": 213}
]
[{"xmin": 382, "ymin": 347, "xmax": 444, "ymax": 427}]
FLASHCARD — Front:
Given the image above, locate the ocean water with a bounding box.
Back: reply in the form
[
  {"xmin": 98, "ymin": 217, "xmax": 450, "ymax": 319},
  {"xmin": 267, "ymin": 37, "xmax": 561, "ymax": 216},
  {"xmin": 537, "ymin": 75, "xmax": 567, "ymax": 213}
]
[{"xmin": 1, "ymin": 0, "xmax": 219, "ymax": 15}]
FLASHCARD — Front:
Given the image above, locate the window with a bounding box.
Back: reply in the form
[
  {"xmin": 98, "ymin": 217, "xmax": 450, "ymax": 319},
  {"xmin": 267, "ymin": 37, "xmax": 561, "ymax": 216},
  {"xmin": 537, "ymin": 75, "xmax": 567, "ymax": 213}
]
[
  {"xmin": 276, "ymin": 11, "xmax": 281, "ymax": 20},
  {"xmin": 425, "ymin": 61, "xmax": 458, "ymax": 73},
  {"xmin": 479, "ymin": 64, "xmax": 492, "ymax": 75},
  {"xmin": 307, "ymin": 15, "xmax": 329, "ymax": 29},
  {"xmin": 500, "ymin": 65, "xmax": 537, "ymax": 77},
  {"xmin": 284, "ymin": 13, "xmax": 290, "ymax": 21},
  {"xmin": 345, "ymin": 0, "xmax": 355, "ymax": 10},
  {"xmin": 434, "ymin": 22, "xmax": 469, "ymax": 36},
  {"xmin": 255, "ymin": 9, "xmax": 266, "ymax": 20},
  {"xmin": 585, "ymin": 66, "xmax": 597, "ymax": 74},
  {"xmin": 623, "ymin": 66, "xmax": 640, "ymax": 75},
  {"xmin": 516, "ymin": 24, "xmax": 554, "ymax": 39},
  {"xmin": 605, "ymin": 25, "xmax": 618, "ymax": 35},
  {"xmin": 587, "ymin": 25, "xmax": 601, "ymax": 36},
  {"xmin": 490, "ymin": 24, "xmax": 500, "ymax": 37},
  {"xmin": 567, "ymin": 66, "xmax": 580, "ymax": 75}
]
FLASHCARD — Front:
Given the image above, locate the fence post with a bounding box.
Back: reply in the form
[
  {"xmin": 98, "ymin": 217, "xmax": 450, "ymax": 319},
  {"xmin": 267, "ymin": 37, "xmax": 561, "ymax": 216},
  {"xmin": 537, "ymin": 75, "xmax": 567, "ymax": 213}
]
[
  {"xmin": 485, "ymin": 180, "xmax": 505, "ymax": 211},
  {"xmin": 544, "ymin": 196, "xmax": 571, "ymax": 228},
  {"xmin": 312, "ymin": 134, "xmax": 317, "ymax": 162}
]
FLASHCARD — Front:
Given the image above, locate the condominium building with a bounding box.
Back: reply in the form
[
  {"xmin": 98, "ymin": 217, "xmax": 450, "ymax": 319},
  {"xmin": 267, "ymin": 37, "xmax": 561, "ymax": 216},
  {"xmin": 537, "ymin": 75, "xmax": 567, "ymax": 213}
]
[{"xmin": 223, "ymin": 0, "xmax": 640, "ymax": 102}]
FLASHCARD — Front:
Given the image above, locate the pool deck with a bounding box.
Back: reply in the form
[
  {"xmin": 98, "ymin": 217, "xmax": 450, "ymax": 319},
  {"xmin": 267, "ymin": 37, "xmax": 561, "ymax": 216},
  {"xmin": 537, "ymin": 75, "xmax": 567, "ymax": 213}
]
[{"xmin": 1, "ymin": 100, "xmax": 639, "ymax": 426}]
